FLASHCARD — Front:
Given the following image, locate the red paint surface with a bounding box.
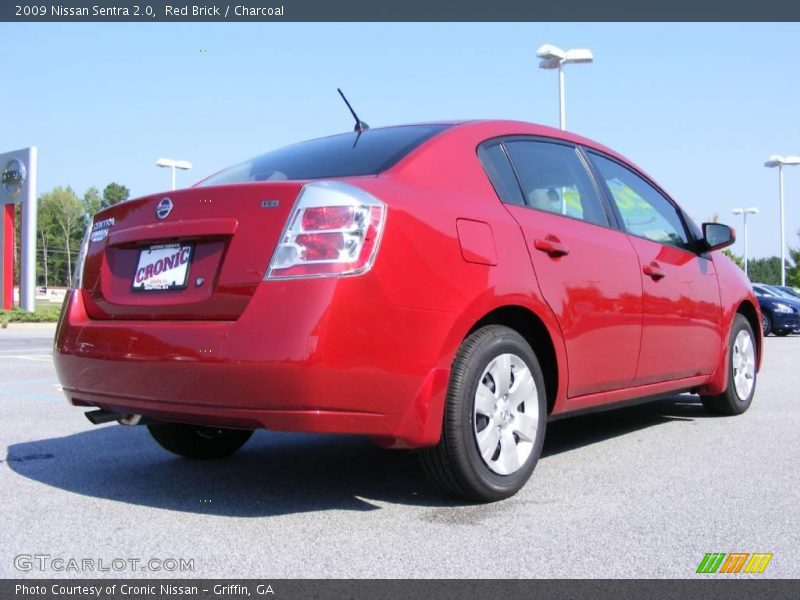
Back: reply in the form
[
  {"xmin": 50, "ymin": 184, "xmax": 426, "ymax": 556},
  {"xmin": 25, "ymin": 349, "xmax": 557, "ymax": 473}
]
[{"xmin": 54, "ymin": 120, "xmax": 761, "ymax": 447}]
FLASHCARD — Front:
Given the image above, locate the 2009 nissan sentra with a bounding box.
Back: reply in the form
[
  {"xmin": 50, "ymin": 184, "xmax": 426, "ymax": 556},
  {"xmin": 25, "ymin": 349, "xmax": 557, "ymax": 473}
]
[{"xmin": 54, "ymin": 120, "xmax": 761, "ymax": 501}]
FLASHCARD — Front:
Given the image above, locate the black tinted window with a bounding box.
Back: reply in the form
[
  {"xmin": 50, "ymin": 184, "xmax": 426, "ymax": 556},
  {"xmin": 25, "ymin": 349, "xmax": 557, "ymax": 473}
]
[
  {"xmin": 504, "ymin": 140, "xmax": 609, "ymax": 227},
  {"xmin": 477, "ymin": 143, "xmax": 524, "ymax": 206},
  {"xmin": 199, "ymin": 124, "xmax": 452, "ymax": 186}
]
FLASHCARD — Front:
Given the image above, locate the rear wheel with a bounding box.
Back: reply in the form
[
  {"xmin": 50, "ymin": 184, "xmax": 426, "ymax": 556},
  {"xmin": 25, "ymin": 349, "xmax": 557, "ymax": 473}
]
[
  {"xmin": 701, "ymin": 314, "xmax": 757, "ymax": 416},
  {"xmin": 419, "ymin": 325, "xmax": 547, "ymax": 502},
  {"xmin": 147, "ymin": 423, "xmax": 253, "ymax": 459}
]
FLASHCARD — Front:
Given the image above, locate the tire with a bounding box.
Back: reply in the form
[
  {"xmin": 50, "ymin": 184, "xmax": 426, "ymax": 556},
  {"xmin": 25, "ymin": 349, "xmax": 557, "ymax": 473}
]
[
  {"xmin": 701, "ymin": 314, "xmax": 757, "ymax": 416},
  {"xmin": 774, "ymin": 330, "xmax": 791, "ymax": 337},
  {"xmin": 761, "ymin": 312, "xmax": 771, "ymax": 336},
  {"xmin": 147, "ymin": 423, "xmax": 253, "ymax": 459},
  {"xmin": 419, "ymin": 325, "xmax": 547, "ymax": 502}
]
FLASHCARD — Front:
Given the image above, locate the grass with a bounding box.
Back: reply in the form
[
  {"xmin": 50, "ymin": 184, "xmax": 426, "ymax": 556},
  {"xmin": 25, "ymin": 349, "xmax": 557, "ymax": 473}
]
[{"xmin": 0, "ymin": 304, "xmax": 63, "ymax": 328}]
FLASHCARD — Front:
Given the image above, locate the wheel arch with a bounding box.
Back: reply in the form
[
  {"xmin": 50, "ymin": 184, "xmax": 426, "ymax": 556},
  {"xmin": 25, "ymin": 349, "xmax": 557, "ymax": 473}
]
[
  {"xmin": 385, "ymin": 297, "xmax": 565, "ymax": 449},
  {"xmin": 702, "ymin": 297, "xmax": 763, "ymax": 397},
  {"xmin": 466, "ymin": 305, "xmax": 560, "ymax": 414},
  {"xmin": 736, "ymin": 299, "xmax": 762, "ymax": 366}
]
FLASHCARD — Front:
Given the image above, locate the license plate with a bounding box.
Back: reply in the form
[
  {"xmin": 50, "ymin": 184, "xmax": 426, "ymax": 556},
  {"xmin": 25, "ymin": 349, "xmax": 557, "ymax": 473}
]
[{"xmin": 132, "ymin": 243, "xmax": 193, "ymax": 291}]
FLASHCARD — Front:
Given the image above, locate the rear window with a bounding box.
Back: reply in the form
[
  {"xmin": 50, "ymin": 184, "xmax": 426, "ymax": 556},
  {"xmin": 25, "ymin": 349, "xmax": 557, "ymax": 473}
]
[{"xmin": 198, "ymin": 124, "xmax": 452, "ymax": 186}]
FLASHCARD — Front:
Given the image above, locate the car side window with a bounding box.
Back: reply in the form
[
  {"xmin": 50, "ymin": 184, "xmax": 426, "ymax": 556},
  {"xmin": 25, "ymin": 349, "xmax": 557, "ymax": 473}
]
[
  {"xmin": 477, "ymin": 143, "xmax": 525, "ymax": 206},
  {"xmin": 589, "ymin": 152, "xmax": 691, "ymax": 249},
  {"xmin": 504, "ymin": 140, "xmax": 609, "ymax": 227}
]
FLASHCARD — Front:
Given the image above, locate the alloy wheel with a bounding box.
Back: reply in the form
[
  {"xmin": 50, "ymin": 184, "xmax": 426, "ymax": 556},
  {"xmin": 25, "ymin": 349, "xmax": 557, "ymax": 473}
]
[{"xmin": 732, "ymin": 329, "xmax": 756, "ymax": 401}]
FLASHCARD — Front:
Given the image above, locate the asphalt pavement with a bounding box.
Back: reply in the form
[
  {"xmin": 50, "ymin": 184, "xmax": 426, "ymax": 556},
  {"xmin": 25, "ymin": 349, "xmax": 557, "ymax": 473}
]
[{"xmin": 1, "ymin": 323, "xmax": 798, "ymax": 578}]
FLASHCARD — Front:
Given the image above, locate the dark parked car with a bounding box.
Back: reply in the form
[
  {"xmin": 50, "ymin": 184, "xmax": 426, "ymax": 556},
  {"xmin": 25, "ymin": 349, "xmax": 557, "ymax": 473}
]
[{"xmin": 752, "ymin": 284, "xmax": 800, "ymax": 336}]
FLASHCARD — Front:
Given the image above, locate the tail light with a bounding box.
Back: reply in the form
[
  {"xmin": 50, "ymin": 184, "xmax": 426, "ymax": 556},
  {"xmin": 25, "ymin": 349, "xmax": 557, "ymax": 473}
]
[
  {"xmin": 71, "ymin": 222, "xmax": 92, "ymax": 289},
  {"xmin": 265, "ymin": 181, "xmax": 386, "ymax": 279}
]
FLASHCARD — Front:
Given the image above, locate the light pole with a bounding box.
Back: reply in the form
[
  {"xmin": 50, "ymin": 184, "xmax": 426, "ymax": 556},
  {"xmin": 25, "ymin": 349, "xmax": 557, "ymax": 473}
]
[
  {"xmin": 731, "ymin": 207, "xmax": 759, "ymax": 278},
  {"xmin": 536, "ymin": 44, "xmax": 594, "ymax": 130},
  {"xmin": 764, "ymin": 155, "xmax": 800, "ymax": 286},
  {"xmin": 156, "ymin": 158, "xmax": 193, "ymax": 191}
]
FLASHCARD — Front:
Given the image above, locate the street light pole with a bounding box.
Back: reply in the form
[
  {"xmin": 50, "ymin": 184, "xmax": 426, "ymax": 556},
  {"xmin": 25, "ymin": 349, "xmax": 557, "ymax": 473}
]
[
  {"xmin": 558, "ymin": 63, "xmax": 566, "ymax": 130},
  {"xmin": 765, "ymin": 155, "xmax": 800, "ymax": 286},
  {"xmin": 537, "ymin": 44, "xmax": 594, "ymax": 131},
  {"xmin": 779, "ymin": 165, "xmax": 785, "ymax": 285},
  {"xmin": 732, "ymin": 207, "xmax": 759, "ymax": 279},
  {"xmin": 156, "ymin": 158, "xmax": 193, "ymax": 191}
]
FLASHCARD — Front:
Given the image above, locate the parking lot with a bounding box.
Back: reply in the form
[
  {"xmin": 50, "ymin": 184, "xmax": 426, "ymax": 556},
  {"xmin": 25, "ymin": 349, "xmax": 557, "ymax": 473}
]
[{"xmin": 1, "ymin": 323, "xmax": 798, "ymax": 578}]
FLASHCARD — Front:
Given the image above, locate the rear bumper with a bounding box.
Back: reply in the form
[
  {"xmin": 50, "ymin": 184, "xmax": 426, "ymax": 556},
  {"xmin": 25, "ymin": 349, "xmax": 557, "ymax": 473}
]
[{"xmin": 54, "ymin": 278, "xmax": 457, "ymax": 448}]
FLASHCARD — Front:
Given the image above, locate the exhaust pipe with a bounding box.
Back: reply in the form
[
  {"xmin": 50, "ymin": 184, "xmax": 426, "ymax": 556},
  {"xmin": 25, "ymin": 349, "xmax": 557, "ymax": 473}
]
[
  {"xmin": 84, "ymin": 410, "xmax": 145, "ymax": 426},
  {"xmin": 85, "ymin": 409, "xmax": 123, "ymax": 424}
]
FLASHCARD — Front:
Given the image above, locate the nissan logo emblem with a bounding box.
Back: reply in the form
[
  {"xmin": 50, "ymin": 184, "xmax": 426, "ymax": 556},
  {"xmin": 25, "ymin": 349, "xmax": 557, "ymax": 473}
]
[
  {"xmin": 2, "ymin": 157, "xmax": 26, "ymax": 199},
  {"xmin": 156, "ymin": 197, "xmax": 173, "ymax": 220}
]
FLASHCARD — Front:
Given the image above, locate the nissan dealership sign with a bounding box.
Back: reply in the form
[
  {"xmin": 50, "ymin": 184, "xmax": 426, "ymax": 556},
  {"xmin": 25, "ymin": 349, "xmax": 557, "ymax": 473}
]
[{"xmin": 0, "ymin": 147, "xmax": 37, "ymax": 311}]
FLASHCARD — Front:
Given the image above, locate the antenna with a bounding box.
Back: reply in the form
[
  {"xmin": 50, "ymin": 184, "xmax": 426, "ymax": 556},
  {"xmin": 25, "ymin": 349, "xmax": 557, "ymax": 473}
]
[{"xmin": 337, "ymin": 88, "xmax": 369, "ymax": 132}]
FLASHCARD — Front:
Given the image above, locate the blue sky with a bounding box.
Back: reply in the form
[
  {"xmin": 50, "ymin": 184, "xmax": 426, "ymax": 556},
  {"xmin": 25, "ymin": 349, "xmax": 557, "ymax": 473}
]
[{"xmin": 3, "ymin": 22, "xmax": 800, "ymax": 258}]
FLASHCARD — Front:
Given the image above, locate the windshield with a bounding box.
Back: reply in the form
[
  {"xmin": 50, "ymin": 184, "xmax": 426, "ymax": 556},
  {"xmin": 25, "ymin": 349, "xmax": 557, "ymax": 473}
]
[
  {"xmin": 198, "ymin": 124, "xmax": 452, "ymax": 187},
  {"xmin": 777, "ymin": 286, "xmax": 800, "ymax": 298},
  {"xmin": 753, "ymin": 286, "xmax": 773, "ymax": 297},
  {"xmin": 768, "ymin": 286, "xmax": 795, "ymax": 299}
]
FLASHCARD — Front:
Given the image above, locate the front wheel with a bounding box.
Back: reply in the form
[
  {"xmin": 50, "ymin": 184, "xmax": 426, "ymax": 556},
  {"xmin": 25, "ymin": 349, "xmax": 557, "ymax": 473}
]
[
  {"xmin": 761, "ymin": 312, "xmax": 772, "ymax": 336},
  {"xmin": 147, "ymin": 423, "xmax": 253, "ymax": 459},
  {"xmin": 419, "ymin": 325, "xmax": 547, "ymax": 502},
  {"xmin": 701, "ymin": 314, "xmax": 757, "ymax": 416}
]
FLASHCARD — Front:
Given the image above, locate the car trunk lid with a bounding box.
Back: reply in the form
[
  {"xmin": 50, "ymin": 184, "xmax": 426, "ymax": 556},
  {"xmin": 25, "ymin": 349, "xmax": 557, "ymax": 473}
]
[{"xmin": 80, "ymin": 182, "xmax": 302, "ymax": 320}]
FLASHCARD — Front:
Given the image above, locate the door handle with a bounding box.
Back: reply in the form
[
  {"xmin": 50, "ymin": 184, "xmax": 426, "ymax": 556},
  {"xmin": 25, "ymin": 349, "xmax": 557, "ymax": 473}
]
[
  {"xmin": 643, "ymin": 262, "xmax": 666, "ymax": 280},
  {"xmin": 534, "ymin": 237, "xmax": 570, "ymax": 258}
]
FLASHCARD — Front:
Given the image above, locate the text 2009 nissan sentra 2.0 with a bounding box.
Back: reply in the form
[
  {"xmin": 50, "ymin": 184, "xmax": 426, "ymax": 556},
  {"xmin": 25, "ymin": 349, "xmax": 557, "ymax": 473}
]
[{"xmin": 54, "ymin": 120, "xmax": 761, "ymax": 501}]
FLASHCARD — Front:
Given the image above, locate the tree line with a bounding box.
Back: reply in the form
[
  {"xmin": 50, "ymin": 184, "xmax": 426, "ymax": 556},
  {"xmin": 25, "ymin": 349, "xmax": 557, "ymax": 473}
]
[
  {"xmin": 712, "ymin": 211, "xmax": 800, "ymax": 287},
  {"xmin": 729, "ymin": 251, "xmax": 800, "ymax": 287},
  {"xmin": 12, "ymin": 183, "xmax": 130, "ymax": 288}
]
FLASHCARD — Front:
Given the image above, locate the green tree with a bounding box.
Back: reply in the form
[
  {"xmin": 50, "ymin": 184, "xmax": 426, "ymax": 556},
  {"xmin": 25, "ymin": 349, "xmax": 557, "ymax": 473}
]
[
  {"xmin": 83, "ymin": 186, "xmax": 103, "ymax": 218},
  {"xmin": 747, "ymin": 256, "xmax": 785, "ymax": 285},
  {"xmin": 39, "ymin": 187, "xmax": 85, "ymax": 285},
  {"xmin": 102, "ymin": 182, "xmax": 130, "ymax": 207},
  {"xmin": 788, "ymin": 250, "xmax": 800, "ymax": 288},
  {"xmin": 722, "ymin": 249, "xmax": 745, "ymax": 271},
  {"xmin": 36, "ymin": 198, "xmax": 55, "ymax": 288},
  {"xmin": 787, "ymin": 231, "xmax": 800, "ymax": 288}
]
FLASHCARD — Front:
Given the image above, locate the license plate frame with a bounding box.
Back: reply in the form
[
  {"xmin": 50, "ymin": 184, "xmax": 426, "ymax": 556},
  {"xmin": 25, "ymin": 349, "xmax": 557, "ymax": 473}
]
[{"xmin": 131, "ymin": 243, "xmax": 193, "ymax": 292}]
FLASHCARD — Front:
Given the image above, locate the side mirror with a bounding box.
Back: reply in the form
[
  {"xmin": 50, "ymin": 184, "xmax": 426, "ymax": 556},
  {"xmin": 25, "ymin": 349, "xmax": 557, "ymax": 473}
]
[{"xmin": 702, "ymin": 222, "xmax": 736, "ymax": 251}]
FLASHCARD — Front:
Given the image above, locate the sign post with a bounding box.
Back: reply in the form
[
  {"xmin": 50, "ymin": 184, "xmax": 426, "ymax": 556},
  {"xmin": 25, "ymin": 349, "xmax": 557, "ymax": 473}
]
[{"xmin": 0, "ymin": 147, "xmax": 37, "ymax": 311}]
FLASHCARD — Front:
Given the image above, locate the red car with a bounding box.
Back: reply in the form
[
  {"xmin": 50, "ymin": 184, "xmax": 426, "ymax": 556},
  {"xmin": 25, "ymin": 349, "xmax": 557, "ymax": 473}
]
[{"xmin": 55, "ymin": 120, "xmax": 761, "ymax": 501}]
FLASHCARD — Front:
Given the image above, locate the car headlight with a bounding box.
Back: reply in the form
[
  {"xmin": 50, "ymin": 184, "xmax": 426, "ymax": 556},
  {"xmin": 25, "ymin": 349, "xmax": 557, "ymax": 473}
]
[{"xmin": 773, "ymin": 302, "xmax": 795, "ymax": 314}]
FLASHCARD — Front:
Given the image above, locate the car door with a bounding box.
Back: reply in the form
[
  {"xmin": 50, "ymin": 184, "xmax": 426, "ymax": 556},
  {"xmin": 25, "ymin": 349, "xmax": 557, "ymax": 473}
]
[
  {"xmin": 587, "ymin": 151, "xmax": 723, "ymax": 384},
  {"xmin": 480, "ymin": 138, "xmax": 643, "ymax": 397}
]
